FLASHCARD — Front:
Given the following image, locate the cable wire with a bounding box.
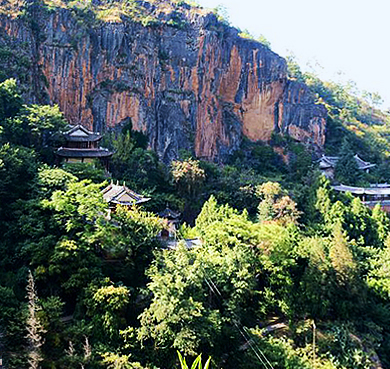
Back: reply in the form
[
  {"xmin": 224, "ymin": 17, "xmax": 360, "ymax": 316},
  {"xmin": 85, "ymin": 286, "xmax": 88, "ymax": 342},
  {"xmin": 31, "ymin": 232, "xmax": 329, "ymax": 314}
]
[{"xmin": 201, "ymin": 268, "xmax": 275, "ymax": 369}]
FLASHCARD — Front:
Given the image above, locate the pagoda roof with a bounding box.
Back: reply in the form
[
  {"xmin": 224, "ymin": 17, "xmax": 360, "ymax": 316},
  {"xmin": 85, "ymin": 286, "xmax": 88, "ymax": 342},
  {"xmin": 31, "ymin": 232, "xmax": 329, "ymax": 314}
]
[
  {"xmin": 353, "ymin": 154, "xmax": 376, "ymax": 170},
  {"xmin": 318, "ymin": 155, "xmax": 339, "ymax": 169},
  {"xmin": 318, "ymin": 154, "xmax": 376, "ymax": 170},
  {"xmin": 102, "ymin": 182, "xmax": 151, "ymax": 206},
  {"xmin": 158, "ymin": 207, "xmax": 181, "ymax": 220},
  {"xmin": 64, "ymin": 125, "xmax": 102, "ymax": 142},
  {"xmin": 333, "ymin": 184, "xmax": 390, "ymax": 196},
  {"xmin": 56, "ymin": 147, "xmax": 113, "ymax": 158}
]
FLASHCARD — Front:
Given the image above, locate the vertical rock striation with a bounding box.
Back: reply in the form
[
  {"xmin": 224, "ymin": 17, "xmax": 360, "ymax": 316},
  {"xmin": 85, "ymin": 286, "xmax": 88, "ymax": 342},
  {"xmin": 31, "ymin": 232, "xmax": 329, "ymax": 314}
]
[{"xmin": 0, "ymin": 2, "xmax": 327, "ymax": 162}]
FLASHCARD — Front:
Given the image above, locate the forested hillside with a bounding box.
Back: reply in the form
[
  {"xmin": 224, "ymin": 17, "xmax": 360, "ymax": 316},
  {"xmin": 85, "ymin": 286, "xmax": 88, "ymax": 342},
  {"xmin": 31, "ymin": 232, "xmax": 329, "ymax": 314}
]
[
  {"xmin": 2, "ymin": 1, "xmax": 390, "ymax": 369},
  {"xmin": 287, "ymin": 55, "xmax": 390, "ymax": 183}
]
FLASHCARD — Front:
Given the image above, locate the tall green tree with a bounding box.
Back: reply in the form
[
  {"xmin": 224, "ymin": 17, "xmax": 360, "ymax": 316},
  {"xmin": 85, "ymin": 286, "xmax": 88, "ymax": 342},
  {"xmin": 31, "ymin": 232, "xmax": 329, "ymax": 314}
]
[
  {"xmin": 371, "ymin": 204, "xmax": 390, "ymax": 246},
  {"xmin": 367, "ymin": 236, "xmax": 390, "ymax": 300},
  {"xmin": 329, "ymin": 223, "xmax": 356, "ymax": 284},
  {"xmin": 86, "ymin": 280, "xmax": 130, "ymax": 341},
  {"xmin": 0, "ymin": 143, "xmax": 38, "ymax": 222},
  {"xmin": 172, "ymin": 159, "xmax": 206, "ymax": 199},
  {"xmin": 257, "ymin": 182, "xmax": 300, "ymax": 225},
  {"xmin": 334, "ymin": 139, "xmax": 362, "ymax": 185},
  {"xmin": 0, "ymin": 79, "xmax": 22, "ymax": 123},
  {"xmin": 97, "ymin": 205, "xmax": 164, "ymax": 286},
  {"xmin": 37, "ymin": 180, "xmax": 107, "ymax": 295}
]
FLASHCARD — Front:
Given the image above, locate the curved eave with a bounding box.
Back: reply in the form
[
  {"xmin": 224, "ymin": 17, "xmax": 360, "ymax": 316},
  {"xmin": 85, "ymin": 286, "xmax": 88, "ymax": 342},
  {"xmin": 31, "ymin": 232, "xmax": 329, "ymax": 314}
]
[
  {"xmin": 110, "ymin": 198, "xmax": 151, "ymax": 206},
  {"xmin": 56, "ymin": 148, "xmax": 113, "ymax": 158},
  {"xmin": 359, "ymin": 164, "xmax": 376, "ymax": 170},
  {"xmin": 333, "ymin": 185, "xmax": 390, "ymax": 196}
]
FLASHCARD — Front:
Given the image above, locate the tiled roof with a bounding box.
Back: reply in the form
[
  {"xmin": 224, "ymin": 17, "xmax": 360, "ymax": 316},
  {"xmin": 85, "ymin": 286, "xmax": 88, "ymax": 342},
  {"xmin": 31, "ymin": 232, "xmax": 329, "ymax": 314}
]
[
  {"xmin": 318, "ymin": 155, "xmax": 339, "ymax": 169},
  {"xmin": 65, "ymin": 124, "xmax": 94, "ymax": 136},
  {"xmin": 318, "ymin": 154, "xmax": 376, "ymax": 170},
  {"xmin": 158, "ymin": 208, "xmax": 181, "ymax": 219},
  {"xmin": 353, "ymin": 154, "xmax": 376, "ymax": 170},
  {"xmin": 64, "ymin": 125, "xmax": 102, "ymax": 142},
  {"xmin": 102, "ymin": 182, "xmax": 150, "ymax": 206},
  {"xmin": 56, "ymin": 147, "xmax": 113, "ymax": 158},
  {"xmin": 333, "ymin": 184, "xmax": 390, "ymax": 195}
]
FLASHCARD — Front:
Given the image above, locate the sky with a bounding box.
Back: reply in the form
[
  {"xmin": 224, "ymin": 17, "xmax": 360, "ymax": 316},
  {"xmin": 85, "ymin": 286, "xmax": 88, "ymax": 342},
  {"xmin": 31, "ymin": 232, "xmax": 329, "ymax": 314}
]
[{"xmin": 196, "ymin": 0, "xmax": 390, "ymax": 108}]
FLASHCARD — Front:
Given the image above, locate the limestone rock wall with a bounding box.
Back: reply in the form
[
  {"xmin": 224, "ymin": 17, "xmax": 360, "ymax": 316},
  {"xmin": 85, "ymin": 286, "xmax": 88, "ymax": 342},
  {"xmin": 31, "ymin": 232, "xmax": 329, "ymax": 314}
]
[{"xmin": 0, "ymin": 5, "xmax": 327, "ymax": 162}]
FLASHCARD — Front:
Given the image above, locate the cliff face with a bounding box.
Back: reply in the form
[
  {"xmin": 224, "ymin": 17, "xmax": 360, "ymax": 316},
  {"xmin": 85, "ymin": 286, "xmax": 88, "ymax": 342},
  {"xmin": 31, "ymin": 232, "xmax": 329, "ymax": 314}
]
[{"xmin": 0, "ymin": 1, "xmax": 327, "ymax": 162}]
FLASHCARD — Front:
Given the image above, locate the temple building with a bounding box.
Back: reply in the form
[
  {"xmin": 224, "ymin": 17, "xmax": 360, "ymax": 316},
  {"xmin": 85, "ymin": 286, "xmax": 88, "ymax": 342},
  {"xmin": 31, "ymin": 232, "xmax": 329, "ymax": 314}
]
[
  {"xmin": 158, "ymin": 207, "xmax": 181, "ymax": 239},
  {"xmin": 333, "ymin": 184, "xmax": 390, "ymax": 213},
  {"xmin": 56, "ymin": 125, "xmax": 113, "ymax": 169},
  {"xmin": 318, "ymin": 154, "xmax": 376, "ymax": 179},
  {"xmin": 102, "ymin": 181, "xmax": 150, "ymax": 212}
]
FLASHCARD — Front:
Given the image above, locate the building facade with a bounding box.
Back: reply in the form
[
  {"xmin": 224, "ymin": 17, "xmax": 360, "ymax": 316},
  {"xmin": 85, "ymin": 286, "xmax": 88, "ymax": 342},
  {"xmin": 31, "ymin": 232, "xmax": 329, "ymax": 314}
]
[
  {"xmin": 333, "ymin": 184, "xmax": 390, "ymax": 212},
  {"xmin": 102, "ymin": 181, "xmax": 150, "ymax": 212},
  {"xmin": 56, "ymin": 125, "xmax": 113, "ymax": 169},
  {"xmin": 318, "ymin": 154, "xmax": 376, "ymax": 179}
]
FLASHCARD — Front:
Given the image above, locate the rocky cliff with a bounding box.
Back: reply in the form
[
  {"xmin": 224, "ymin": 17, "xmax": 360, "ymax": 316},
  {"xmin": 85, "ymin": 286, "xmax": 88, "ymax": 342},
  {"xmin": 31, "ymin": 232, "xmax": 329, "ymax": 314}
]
[{"xmin": 0, "ymin": 0, "xmax": 327, "ymax": 162}]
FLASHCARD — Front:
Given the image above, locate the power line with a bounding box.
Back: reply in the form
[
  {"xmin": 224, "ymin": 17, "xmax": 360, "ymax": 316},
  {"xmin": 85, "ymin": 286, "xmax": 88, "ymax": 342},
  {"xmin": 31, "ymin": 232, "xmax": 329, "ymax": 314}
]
[
  {"xmin": 243, "ymin": 326, "xmax": 274, "ymax": 369},
  {"xmin": 204, "ymin": 274, "xmax": 273, "ymax": 369},
  {"xmin": 204, "ymin": 276, "xmax": 270, "ymax": 367},
  {"xmin": 232, "ymin": 319, "xmax": 270, "ymax": 369},
  {"xmin": 202, "ymin": 270, "xmax": 275, "ymax": 369}
]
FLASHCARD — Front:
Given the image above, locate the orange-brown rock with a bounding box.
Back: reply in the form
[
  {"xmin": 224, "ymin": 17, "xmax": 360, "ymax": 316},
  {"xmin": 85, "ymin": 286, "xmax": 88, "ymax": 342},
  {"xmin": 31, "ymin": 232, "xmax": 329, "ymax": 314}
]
[{"xmin": 0, "ymin": 2, "xmax": 327, "ymax": 162}]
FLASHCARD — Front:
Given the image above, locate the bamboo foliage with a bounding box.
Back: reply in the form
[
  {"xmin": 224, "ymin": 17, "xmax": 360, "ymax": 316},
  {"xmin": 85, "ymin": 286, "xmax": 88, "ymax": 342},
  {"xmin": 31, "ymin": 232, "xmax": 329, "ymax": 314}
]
[{"xmin": 177, "ymin": 351, "xmax": 211, "ymax": 369}]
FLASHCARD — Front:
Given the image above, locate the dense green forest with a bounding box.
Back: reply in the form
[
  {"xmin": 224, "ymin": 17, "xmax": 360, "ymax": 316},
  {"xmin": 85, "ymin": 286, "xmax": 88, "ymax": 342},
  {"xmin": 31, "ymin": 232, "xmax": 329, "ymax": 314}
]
[
  {"xmin": 3, "ymin": 2, "xmax": 390, "ymax": 368},
  {"xmin": 2, "ymin": 70, "xmax": 390, "ymax": 368}
]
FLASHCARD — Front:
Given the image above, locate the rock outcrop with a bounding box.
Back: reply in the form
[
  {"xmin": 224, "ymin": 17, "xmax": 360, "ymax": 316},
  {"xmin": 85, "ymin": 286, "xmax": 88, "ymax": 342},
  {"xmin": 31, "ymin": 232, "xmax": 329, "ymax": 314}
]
[{"xmin": 0, "ymin": 0, "xmax": 327, "ymax": 162}]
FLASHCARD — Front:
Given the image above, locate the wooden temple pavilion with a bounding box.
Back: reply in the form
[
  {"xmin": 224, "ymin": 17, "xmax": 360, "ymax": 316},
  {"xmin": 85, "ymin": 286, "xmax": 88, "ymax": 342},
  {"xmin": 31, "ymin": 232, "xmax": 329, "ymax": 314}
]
[
  {"xmin": 102, "ymin": 181, "xmax": 151, "ymax": 211},
  {"xmin": 56, "ymin": 125, "xmax": 113, "ymax": 169},
  {"xmin": 158, "ymin": 207, "xmax": 181, "ymax": 239},
  {"xmin": 318, "ymin": 154, "xmax": 376, "ymax": 179},
  {"xmin": 333, "ymin": 184, "xmax": 390, "ymax": 212},
  {"xmin": 155, "ymin": 207, "xmax": 203, "ymax": 249}
]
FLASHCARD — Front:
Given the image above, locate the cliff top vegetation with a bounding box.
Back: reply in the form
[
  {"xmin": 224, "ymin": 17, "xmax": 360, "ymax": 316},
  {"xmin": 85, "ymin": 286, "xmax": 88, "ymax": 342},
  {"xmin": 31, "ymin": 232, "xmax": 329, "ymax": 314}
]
[{"xmin": 0, "ymin": 0, "xmax": 211, "ymax": 25}]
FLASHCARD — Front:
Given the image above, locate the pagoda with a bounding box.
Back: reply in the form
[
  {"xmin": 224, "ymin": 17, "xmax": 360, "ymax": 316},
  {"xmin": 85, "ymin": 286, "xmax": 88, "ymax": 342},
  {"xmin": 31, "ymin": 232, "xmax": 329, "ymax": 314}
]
[
  {"xmin": 102, "ymin": 181, "xmax": 151, "ymax": 212},
  {"xmin": 158, "ymin": 207, "xmax": 181, "ymax": 239},
  {"xmin": 318, "ymin": 154, "xmax": 376, "ymax": 179},
  {"xmin": 56, "ymin": 125, "xmax": 113, "ymax": 169}
]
